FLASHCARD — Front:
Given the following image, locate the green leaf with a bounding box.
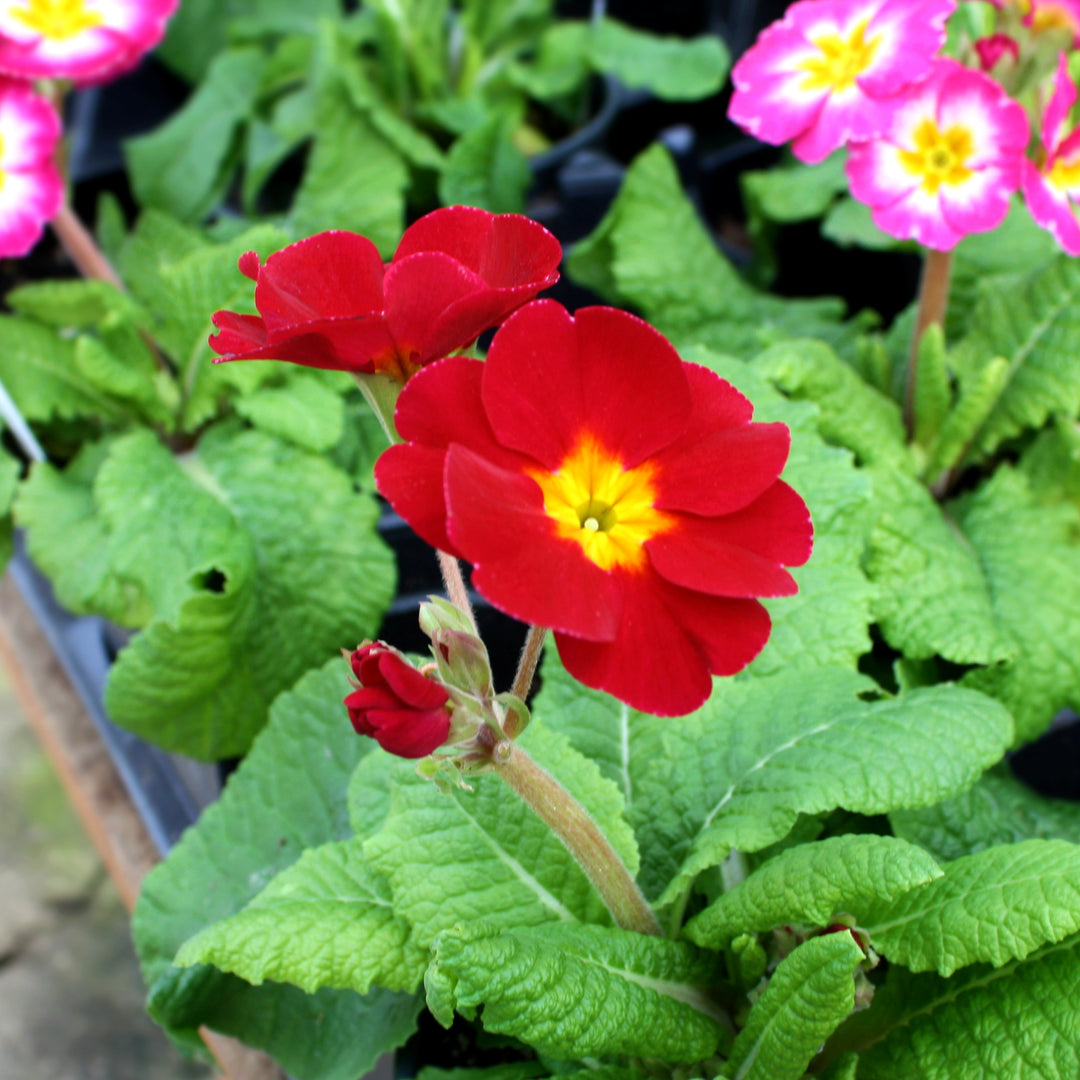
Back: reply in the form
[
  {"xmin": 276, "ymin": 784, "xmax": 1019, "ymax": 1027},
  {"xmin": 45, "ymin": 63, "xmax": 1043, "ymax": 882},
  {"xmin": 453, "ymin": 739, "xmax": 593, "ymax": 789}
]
[
  {"xmin": 507, "ymin": 22, "xmax": 590, "ymax": 100},
  {"xmin": 73, "ymin": 336, "xmax": 175, "ymax": 429},
  {"xmin": 126, "ymin": 48, "xmax": 266, "ymax": 222},
  {"xmin": 821, "ymin": 196, "xmax": 904, "ymax": 250},
  {"xmin": 830, "ymin": 935, "xmax": 1080, "ymax": 1080},
  {"xmin": 103, "ymin": 425, "xmax": 395, "ymax": 759},
  {"xmin": 234, "ymin": 368, "xmax": 349, "ymax": 452},
  {"xmin": 175, "ymin": 837, "xmax": 426, "ymax": 995},
  {"xmin": 426, "ymin": 921, "xmax": 724, "ymax": 1063},
  {"xmin": 364, "ymin": 721, "xmax": 639, "ymax": 942},
  {"xmin": 864, "ymin": 466, "xmax": 1015, "ymax": 666},
  {"xmin": 0, "ymin": 440, "xmax": 18, "ymax": 570},
  {"xmin": 133, "ymin": 660, "xmax": 421, "ymax": 1080},
  {"xmin": 685, "ymin": 835, "xmax": 942, "ymax": 950},
  {"xmin": 587, "ymin": 19, "xmax": 728, "ymax": 101},
  {"xmin": 741, "ymin": 155, "xmax": 848, "ymax": 226},
  {"xmin": 415, "ymin": 1067, "xmax": 548, "ymax": 1080},
  {"xmin": 438, "ymin": 113, "xmax": 532, "ymax": 214},
  {"xmin": 860, "ymin": 839, "xmax": 1080, "ymax": 976},
  {"xmin": 568, "ymin": 145, "xmax": 855, "ymax": 359},
  {"xmin": 5, "ymin": 278, "xmax": 150, "ymax": 330},
  {"xmin": 911, "ymin": 322, "xmax": 952, "ymax": 450},
  {"xmin": 891, "ymin": 767, "xmax": 1080, "ymax": 863},
  {"xmin": 722, "ymin": 933, "xmax": 864, "ymax": 1080},
  {"xmin": 645, "ymin": 669, "xmax": 1012, "ymax": 907},
  {"xmin": 949, "ymin": 254, "xmax": 1080, "ymax": 458}
]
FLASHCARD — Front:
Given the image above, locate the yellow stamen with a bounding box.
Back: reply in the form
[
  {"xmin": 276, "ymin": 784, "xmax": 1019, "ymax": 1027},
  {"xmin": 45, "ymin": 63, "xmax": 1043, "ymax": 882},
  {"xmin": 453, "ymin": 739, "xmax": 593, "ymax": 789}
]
[
  {"xmin": 528, "ymin": 433, "xmax": 673, "ymax": 572},
  {"xmin": 1048, "ymin": 154, "xmax": 1080, "ymax": 192},
  {"xmin": 9, "ymin": 0, "xmax": 103, "ymax": 41},
  {"xmin": 799, "ymin": 19, "xmax": 881, "ymax": 94},
  {"xmin": 897, "ymin": 117, "xmax": 975, "ymax": 195}
]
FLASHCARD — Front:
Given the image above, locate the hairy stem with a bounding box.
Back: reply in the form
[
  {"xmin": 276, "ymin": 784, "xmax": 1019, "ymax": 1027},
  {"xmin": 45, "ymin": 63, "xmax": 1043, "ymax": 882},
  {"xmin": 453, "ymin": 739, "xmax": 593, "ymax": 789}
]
[
  {"xmin": 511, "ymin": 624, "xmax": 546, "ymax": 700},
  {"xmin": 438, "ymin": 551, "xmax": 478, "ymax": 633},
  {"xmin": 496, "ymin": 741, "xmax": 663, "ymax": 937},
  {"xmin": 50, "ymin": 203, "xmax": 124, "ymax": 290},
  {"xmin": 905, "ymin": 247, "xmax": 953, "ymax": 437}
]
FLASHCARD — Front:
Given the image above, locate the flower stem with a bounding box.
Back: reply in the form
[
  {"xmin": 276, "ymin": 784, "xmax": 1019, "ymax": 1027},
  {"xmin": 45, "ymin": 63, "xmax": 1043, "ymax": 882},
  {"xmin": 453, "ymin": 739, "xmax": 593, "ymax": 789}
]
[
  {"xmin": 496, "ymin": 741, "xmax": 662, "ymax": 937},
  {"xmin": 905, "ymin": 247, "xmax": 953, "ymax": 438},
  {"xmin": 437, "ymin": 550, "xmax": 478, "ymax": 633},
  {"xmin": 50, "ymin": 203, "xmax": 124, "ymax": 290},
  {"xmin": 511, "ymin": 624, "xmax": 546, "ymax": 699},
  {"xmin": 354, "ymin": 372, "xmax": 403, "ymax": 445}
]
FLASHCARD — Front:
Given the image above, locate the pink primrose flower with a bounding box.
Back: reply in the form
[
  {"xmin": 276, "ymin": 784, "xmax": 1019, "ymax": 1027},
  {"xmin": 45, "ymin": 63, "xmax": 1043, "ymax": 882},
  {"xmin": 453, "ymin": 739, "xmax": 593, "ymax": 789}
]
[
  {"xmin": 729, "ymin": 0, "xmax": 954, "ymax": 164},
  {"xmin": 0, "ymin": 77, "xmax": 61, "ymax": 256},
  {"xmin": 1022, "ymin": 53, "xmax": 1080, "ymax": 254},
  {"xmin": 846, "ymin": 59, "xmax": 1029, "ymax": 250},
  {"xmin": 0, "ymin": 0, "xmax": 179, "ymax": 83}
]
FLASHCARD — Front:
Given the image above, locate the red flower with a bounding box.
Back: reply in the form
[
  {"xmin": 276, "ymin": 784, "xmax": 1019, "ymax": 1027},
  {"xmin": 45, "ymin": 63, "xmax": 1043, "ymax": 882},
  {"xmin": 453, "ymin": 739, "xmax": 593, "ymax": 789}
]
[
  {"xmin": 345, "ymin": 643, "xmax": 452, "ymax": 758},
  {"xmin": 209, "ymin": 206, "xmax": 561, "ymax": 382},
  {"xmin": 375, "ymin": 301, "xmax": 813, "ymax": 717}
]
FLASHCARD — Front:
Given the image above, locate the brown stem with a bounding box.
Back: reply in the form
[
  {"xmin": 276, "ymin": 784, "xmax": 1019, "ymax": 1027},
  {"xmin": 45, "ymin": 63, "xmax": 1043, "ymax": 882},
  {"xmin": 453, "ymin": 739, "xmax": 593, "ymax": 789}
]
[
  {"xmin": 905, "ymin": 247, "xmax": 953, "ymax": 438},
  {"xmin": 437, "ymin": 550, "xmax": 478, "ymax": 633},
  {"xmin": 511, "ymin": 625, "xmax": 546, "ymax": 700},
  {"xmin": 496, "ymin": 741, "xmax": 663, "ymax": 937},
  {"xmin": 50, "ymin": 203, "xmax": 124, "ymax": 290}
]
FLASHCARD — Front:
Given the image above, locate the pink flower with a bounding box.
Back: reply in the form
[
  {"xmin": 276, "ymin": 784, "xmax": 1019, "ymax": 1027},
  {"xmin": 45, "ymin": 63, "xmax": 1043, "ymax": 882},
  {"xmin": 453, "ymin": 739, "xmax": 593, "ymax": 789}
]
[
  {"xmin": 974, "ymin": 33, "xmax": 1020, "ymax": 71},
  {"xmin": 0, "ymin": 77, "xmax": 61, "ymax": 257},
  {"xmin": 0, "ymin": 0, "xmax": 179, "ymax": 83},
  {"xmin": 729, "ymin": 0, "xmax": 954, "ymax": 164},
  {"xmin": 846, "ymin": 59, "xmax": 1029, "ymax": 250},
  {"xmin": 1022, "ymin": 53, "xmax": 1080, "ymax": 254}
]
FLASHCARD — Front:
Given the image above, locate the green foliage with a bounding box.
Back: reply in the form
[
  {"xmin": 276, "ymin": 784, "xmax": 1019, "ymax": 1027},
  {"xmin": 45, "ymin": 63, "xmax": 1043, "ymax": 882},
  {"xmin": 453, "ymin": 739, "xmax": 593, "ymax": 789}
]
[
  {"xmin": 133, "ymin": 661, "xmax": 421, "ymax": 1079},
  {"xmin": 438, "ymin": 112, "xmax": 531, "ymax": 213},
  {"xmin": 685, "ymin": 835, "xmax": 941, "ymax": 949},
  {"xmin": 721, "ymin": 933, "xmax": 864, "ymax": 1080},
  {"xmin": 0, "ymin": 439, "xmax": 18, "ymax": 570},
  {"xmin": 426, "ymin": 922, "xmax": 725, "ymax": 1063}
]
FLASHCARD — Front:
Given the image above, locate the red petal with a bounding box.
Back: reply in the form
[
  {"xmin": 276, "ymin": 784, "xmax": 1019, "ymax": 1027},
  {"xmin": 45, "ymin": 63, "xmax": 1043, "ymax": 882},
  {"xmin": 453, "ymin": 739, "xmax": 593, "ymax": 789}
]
[
  {"xmin": 238, "ymin": 250, "xmax": 261, "ymax": 281},
  {"xmin": 254, "ymin": 231, "xmax": 386, "ymax": 333},
  {"xmin": 281, "ymin": 315, "xmax": 397, "ymax": 372},
  {"xmin": 647, "ymin": 516, "xmax": 799, "ymax": 598},
  {"xmin": 210, "ymin": 325, "xmax": 367, "ymax": 370},
  {"xmin": 700, "ymin": 481, "xmax": 813, "ymax": 568},
  {"xmin": 444, "ymin": 444, "xmax": 622, "ymax": 640},
  {"xmin": 209, "ymin": 311, "xmax": 268, "ymax": 354},
  {"xmin": 375, "ymin": 443, "xmax": 459, "ymax": 556},
  {"xmin": 554, "ymin": 576, "xmax": 713, "ymax": 716},
  {"xmin": 376, "ymin": 653, "xmax": 450, "ymax": 710},
  {"xmin": 658, "ymin": 584, "xmax": 772, "ymax": 677},
  {"xmin": 482, "ymin": 302, "xmax": 691, "ymax": 471},
  {"xmin": 394, "ymin": 206, "xmax": 498, "ymax": 268},
  {"xmin": 393, "ymin": 356, "xmax": 490, "ymax": 445},
  {"xmin": 367, "ymin": 708, "xmax": 451, "ymax": 758}
]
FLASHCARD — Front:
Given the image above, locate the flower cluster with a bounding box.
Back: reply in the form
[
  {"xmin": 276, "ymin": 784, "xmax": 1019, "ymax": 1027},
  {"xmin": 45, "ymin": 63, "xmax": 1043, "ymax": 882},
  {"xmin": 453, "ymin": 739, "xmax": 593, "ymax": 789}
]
[
  {"xmin": 730, "ymin": 0, "xmax": 1080, "ymax": 252},
  {"xmin": 212, "ymin": 207, "xmax": 813, "ymax": 756},
  {"xmin": 0, "ymin": 0, "xmax": 178, "ymax": 255}
]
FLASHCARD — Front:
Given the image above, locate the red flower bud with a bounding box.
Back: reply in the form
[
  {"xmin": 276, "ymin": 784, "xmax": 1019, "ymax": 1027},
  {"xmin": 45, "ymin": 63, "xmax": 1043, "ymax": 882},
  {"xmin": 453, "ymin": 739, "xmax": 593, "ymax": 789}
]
[
  {"xmin": 344, "ymin": 642, "xmax": 452, "ymax": 759},
  {"xmin": 974, "ymin": 33, "xmax": 1019, "ymax": 71}
]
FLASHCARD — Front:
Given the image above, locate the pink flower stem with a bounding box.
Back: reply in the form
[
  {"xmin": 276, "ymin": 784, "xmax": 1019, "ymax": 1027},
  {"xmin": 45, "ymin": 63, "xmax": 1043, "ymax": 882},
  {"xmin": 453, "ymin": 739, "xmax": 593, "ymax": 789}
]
[
  {"xmin": 50, "ymin": 203, "xmax": 124, "ymax": 291},
  {"xmin": 905, "ymin": 247, "xmax": 953, "ymax": 437},
  {"xmin": 511, "ymin": 624, "xmax": 546, "ymax": 699},
  {"xmin": 495, "ymin": 740, "xmax": 663, "ymax": 937},
  {"xmin": 437, "ymin": 550, "xmax": 478, "ymax": 633}
]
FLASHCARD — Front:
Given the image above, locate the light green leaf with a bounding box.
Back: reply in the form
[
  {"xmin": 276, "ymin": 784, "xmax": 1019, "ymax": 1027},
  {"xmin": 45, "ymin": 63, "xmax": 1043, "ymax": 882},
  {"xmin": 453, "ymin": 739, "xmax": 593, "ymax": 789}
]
[
  {"xmin": 126, "ymin": 48, "xmax": 265, "ymax": 222},
  {"xmin": 73, "ymin": 336, "xmax": 175, "ymax": 429},
  {"xmin": 646, "ymin": 669, "xmax": 1012, "ymax": 907},
  {"xmin": 685, "ymin": 835, "xmax": 942, "ymax": 950},
  {"xmin": 234, "ymin": 368, "xmax": 349, "ymax": 452},
  {"xmin": 860, "ymin": 839, "xmax": 1080, "ymax": 976},
  {"xmin": 821, "ymin": 196, "xmax": 903, "ymax": 250},
  {"xmin": 104, "ymin": 425, "xmax": 395, "ymax": 759},
  {"xmin": 426, "ymin": 921, "xmax": 724, "ymax": 1063},
  {"xmin": 364, "ymin": 722, "xmax": 639, "ymax": 942},
  {"xmin": 587, "ymin": 19, "xmax": 728, "ymax": 101},
  {"xmin": 5, "ymin": 278, "xmax": 150, "ymax": 330},
  {"xmin": 0, "ymin": 440, "xmax": 18, "ymax": 570},
  {"xmin": 830, "ymin": 935, "xmax": 1080, "ymax": 1080},
  {"xmin": 722, "ymin": 933, "xmax": 864, "ymax": 1080},
  {"xmin": 911, "ymin": 323, "xmax": 952, "ymax": 450},
  {"xmin": 176, "ymin": 838, "xmax": 426, "ymax": 994},
  {"xmin": 741, "ymin": 155, "xmax": 848, "ymax": 226},
  {"xmin": 133, "ymin": 660, "xmax": 420, "ymax": 1080},
  {"xmin": 415, "ymin": 1066, "xmax": 548, "ymax": 1080},
  {"xmin": 439, "ymin": 112, "xmax": 532, "ymax": 214},
  {"xmin": 891, "ymin": 767, "xmax": 1080, "ymax": 862},
  {"xmin": 507, "ymin": 22, "xmax": 590, "ymax": 100}
]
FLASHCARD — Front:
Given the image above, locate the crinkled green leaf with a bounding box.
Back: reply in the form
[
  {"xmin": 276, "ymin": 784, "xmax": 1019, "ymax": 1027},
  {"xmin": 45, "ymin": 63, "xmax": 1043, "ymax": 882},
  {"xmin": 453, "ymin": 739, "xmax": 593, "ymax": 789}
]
[
  {"xmin": 73, "ymin": 336, "xmax": 175, "ymax": 429},
  {"xmin": 5, "ymin": 278, "xmax": 150, "ymax": 330},
  {"xmin": 234, "ymin": 368, "xmax": 349, "ymax": 452},
  {"xmin": 891, "ymin": 767, "xmax": 1080, "ymax": 862},
  {"xmin": 439, "ymin": 112, "xmax": 531, "ymax": 214},
  {"xmin": 860, "ymin": 839, "xmax": 1080, "ymax": 976},
  {"xmin": 829, "ymin": 935, "xmax": 1080, "ymax": 1080},
  {"xmin": 104, "ymin": 425, "xmax": 395, "ymax": 759},
  {"xmin": 949, "ymin": 254, "xmax": 1080, "ymax": 458},
  {"xmin": 587, "ymin": 19, "xmax": 728, "ymax": 101},
  {"xmin": 426, "ymin": 922, "xmax": 724, "ymax": 1063},
  {"xmin": 126, "ymin": 48, "xmax": 265, "ymax": 222},
  {"xmin": 685, "ymin": 835, "xmax": 941, "ymax": 950},
  {"xmin": 722, "ymin": 933, "xmax": 864, "ymax": 1080},
  {"xmin": 865, "ymin": 466, "xmax": 1014, "ymax": 666},
  {"xmin": 176, "ymin": 838, "xmax": 426, "ymax": 994},
  {"xmin": 646, "ymin": 669, "xmax": 1012, "ymax": 907},
  {"xmin": 912, "ymin": 323, "xmax": 953, "ymax": 450},
  {"xmin": 741, "ymin": 155, "xmax": 848, "ymax": 226},
  {"xmin": 566, "ymin": 145, "xmax": 851, "ymax": 361},
  {"xmin": 364, "ymin": 722, "xmax": 639, "ymax": 942},
  {"xmin": 415, "ymin": 1066, "xmax": 548, "ymax": 1080},
  {"xmin": 0, "ymin": 439, "xmax": 18, "ymax": 570},
  {"xmin": 955, "ymin": 467, "xmax": 1080, "ymax": 743},
  {"xmin": 133, "ymin": 660, "xmax": 420, "ymax": 1080}
]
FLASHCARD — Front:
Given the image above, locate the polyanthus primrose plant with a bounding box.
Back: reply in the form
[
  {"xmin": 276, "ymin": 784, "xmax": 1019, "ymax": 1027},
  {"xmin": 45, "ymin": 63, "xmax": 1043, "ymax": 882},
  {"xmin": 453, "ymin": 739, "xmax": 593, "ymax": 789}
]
[{"xmin": 128, "ymin": 151, "xmax": 1080, "ymax": 1080}]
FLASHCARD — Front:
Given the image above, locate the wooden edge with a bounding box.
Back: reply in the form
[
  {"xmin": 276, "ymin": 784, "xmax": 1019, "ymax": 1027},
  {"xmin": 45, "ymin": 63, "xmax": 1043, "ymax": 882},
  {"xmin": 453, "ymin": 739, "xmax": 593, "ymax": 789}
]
[{"xmin": 0, "ymin": 572, "xmax": 284, "ymax": 1080}]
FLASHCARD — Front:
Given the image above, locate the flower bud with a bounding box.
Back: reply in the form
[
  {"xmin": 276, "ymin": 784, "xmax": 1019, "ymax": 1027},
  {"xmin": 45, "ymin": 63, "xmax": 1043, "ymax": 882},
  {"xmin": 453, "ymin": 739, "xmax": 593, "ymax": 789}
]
[
  {"xmin": 419, "ymin": 597, "xmax": 494, "ymax": 697},
  {"xmin": 974, "ymin": 33, "xmax": 1019, "ymax": 72},
  {"xmin": 344, "ymin": 642, "xmax": 452, "ymax": 759}
]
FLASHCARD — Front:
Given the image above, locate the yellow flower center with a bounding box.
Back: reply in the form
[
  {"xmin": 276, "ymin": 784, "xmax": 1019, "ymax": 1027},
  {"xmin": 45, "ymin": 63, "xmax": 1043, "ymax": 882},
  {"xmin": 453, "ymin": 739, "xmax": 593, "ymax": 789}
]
[
  {"xmin": 9, "ymin": 0, "xmax": 103, "ymax": 40},
  {"xmin": 528, "ymin": 434, "xmax": 673, "ymax": 572},
  {"xmin": 1031, "ymin": 2, "xmax": 1078, "ymax": 34},
  {"xmin": 799, "ymin": 19, "xmax": 881, "ymax": 94},
  {"xmin": 898, "ymin": 118, "xmax": 975, "ymax": 195},
  {"xmin": 1048, "ymin": 154, "xmax": 1080, "ymax": 191}
]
